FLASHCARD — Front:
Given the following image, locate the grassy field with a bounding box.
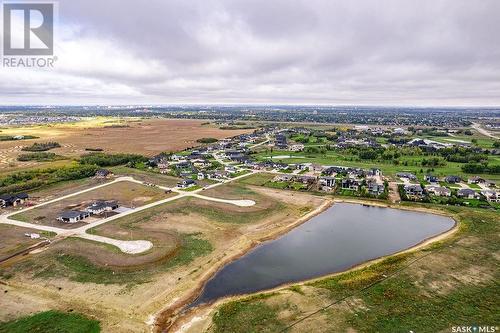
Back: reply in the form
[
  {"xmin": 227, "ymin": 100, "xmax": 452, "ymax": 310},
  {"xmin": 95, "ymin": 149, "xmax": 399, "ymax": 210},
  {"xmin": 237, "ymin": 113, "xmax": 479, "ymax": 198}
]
[
  {"xmin": 206, "ymin": 204, "xmax": 499, "ymax": 333},
  {"xmin": 0, "ymin": 310, "xmax": 100, "ymax": 333}
]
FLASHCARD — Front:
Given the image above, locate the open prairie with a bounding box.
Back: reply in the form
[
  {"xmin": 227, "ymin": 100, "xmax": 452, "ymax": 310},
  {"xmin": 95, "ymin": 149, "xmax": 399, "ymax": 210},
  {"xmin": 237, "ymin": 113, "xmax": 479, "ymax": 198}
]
[{"xmin": 0, "ymin": 118, "xmax": 251, "ymax": 172}]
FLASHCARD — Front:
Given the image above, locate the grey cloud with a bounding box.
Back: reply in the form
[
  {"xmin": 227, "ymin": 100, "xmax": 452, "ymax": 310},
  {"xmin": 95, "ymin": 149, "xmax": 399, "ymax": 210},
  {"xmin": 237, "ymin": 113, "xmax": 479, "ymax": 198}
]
[{"xmin": 1, "ymin": 0, "xmax": 500, "ymax": 105}]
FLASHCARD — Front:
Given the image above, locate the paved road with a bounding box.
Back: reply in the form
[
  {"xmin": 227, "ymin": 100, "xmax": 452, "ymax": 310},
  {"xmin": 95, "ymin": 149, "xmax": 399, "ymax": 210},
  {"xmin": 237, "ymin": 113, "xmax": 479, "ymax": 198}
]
[{"xmin": 0, "ymin": 172, "xmax": 257, "ymax": 254}]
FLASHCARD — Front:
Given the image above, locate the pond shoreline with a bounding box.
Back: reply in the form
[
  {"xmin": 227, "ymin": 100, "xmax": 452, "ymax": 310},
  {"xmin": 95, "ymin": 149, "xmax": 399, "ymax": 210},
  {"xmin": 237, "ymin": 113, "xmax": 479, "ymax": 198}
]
[
  {"xmin": 165, "ymin": 199, "xmax": 459, "ymax": 333},
  {"xmin": 152, "ymin": 197, "xmax": 334, "ymax": 332}
]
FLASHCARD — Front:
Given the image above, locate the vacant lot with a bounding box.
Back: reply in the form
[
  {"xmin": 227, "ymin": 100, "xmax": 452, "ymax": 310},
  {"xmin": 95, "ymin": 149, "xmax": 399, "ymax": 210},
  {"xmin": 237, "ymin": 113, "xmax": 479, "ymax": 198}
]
[
  {"xmin": 0, "ymin": 118, "xmax": 251, "ymax": 171},
  {"xmin": 0, "ymin": 225, "xmax": 53, "ymax": 262},
  {"xmin": 0, "ymin": 183, "xmax": 327, "ymax": 333},
  {"xmin": 10, "ymin": 180, "xmax": 170, "ymax": 229}
]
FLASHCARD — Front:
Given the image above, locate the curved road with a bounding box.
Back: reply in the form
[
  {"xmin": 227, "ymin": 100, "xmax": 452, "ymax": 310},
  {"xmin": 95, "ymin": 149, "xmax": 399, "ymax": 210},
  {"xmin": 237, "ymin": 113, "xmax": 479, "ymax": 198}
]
[{"xmin": 0, "ymin": 172, "xmax": 257, "ymax": 254}]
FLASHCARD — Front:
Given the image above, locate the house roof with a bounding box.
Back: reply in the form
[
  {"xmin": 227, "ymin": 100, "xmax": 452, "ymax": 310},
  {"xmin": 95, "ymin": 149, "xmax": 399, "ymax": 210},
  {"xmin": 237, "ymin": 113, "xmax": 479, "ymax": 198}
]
[
  {"xmin": 58, "ymin": 210, "xmax": 86, "ymax": 219},
  {"xmin": 458, "ymin": 189, "xmax": 476, "ymax": 195},
  {"xmin": 86, "ymin": 200, "xmax": 118, "ymax": 211}
]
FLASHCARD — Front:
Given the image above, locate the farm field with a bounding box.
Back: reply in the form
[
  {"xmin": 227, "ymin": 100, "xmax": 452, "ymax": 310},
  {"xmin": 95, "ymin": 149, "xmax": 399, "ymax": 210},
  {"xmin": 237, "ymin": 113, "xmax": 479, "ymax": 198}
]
[
  {"xmin": 0, "ymin": 180, "xmax": 327, "ymax": 333},
  {"xmin": 0, "ymin": 117, "xmax": 251, "ymax": 172}
]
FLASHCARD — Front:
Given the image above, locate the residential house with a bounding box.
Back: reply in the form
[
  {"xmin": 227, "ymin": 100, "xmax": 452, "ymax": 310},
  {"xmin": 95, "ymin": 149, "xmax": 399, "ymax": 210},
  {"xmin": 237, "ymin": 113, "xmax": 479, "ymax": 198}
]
[
  {"xmin": 342, "ymin": 178, "xmax": 361, "ymax": 191},
  {"xmin": 397, "ymin": 172, "xmax": 417, "ymax": 181},
  {"xmin": 424, "ymin": 175, "xmax": 439, "ymax": 183},
  {"xmin": 177, "ymin": 179, "xmax": 197, "ymax": 188},
  {"xmin": 57, "ymin": 210, "xmax": 90, "ymax": 223},
  {"xmin": 367, "ymin": 179, "xmax": 385, "ymax": 196},
  {"xmin": 426, "ymin": 185, "xmax": 451, "ymax": 197},
  {"xmin": 445, "ymin": 175, "xmax": 462, "ymax": 184},
  {"xmin": 225, "ymin": 165, "xmax": 238, "ymax": 174},
  {"xmin": 480, "ymin": 189, "xmax": 499, "ymax": 202},
  {"xmin": 457, "ymin": 188, "xmax": 479, "ymax": 199},
  {"xmin": 296, "ymin": 175, "xmax": 316, "ymax": 184},
  {"xmin": 192, "ymin": 159, "xmax": 211, "ymax": 169},
  {"xmin": 404, "ymin": 184, "xmax": 424, "ymax": 197},
  {"xmin": 0, "ymin": 193, "xmax": 29, "ymax": 207},
  {"xmin": 319, "ymin": 176, "xmax": 335, "ymax": 190},
  {"xmin": 366, "ymin": 168, "xmax": 382, "ymax": 177},
  {"xmin": 208, "ymin": 170, "xmax": 229, "ymax": 180},
  {"xmin": 468, "ymin": 176, "xmax": 485, "ymax": 184},
  {"xmin": 85, "ymin": 201, "xmax": 118, "ymax": 215},
  {"xmin": 148, "ymin": 153, "xmax": 169, "ymax": 167},
  {"xmin": 273, "ymin": 174, "xmax": 294, "ymax": 182},
  {"xmin": 95, "ymin": 169, "xmax": 113, "ymax": 179},
  {"xmin": 274, "ymin": 134, "xmax": 288, "ymax": 149},
  {"xmin": 311, "ymin": 163, "xmax": 323, "ymax": 172},
  {"xmin": 294, "ymin": 163, "xmax": 310, "ymax": 171}
]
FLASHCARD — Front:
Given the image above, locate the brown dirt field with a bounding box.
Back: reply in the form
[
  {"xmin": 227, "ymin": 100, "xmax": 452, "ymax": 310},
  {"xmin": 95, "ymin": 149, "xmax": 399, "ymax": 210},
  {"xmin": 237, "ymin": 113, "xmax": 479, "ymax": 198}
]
[
  {"xmin": 9, "ymin": 180, "xmax": 170, "ymax": 229},
  {"xmin": 0, "ymin": 225, "xmax": 45, "ymax": 260},
  {"xmin": 0, "ymin": 184, "xmax": 327, "ymax": 333},
  {"xmin": 0, "ymin": 118, "xmax": 251, "ymax": 172}
]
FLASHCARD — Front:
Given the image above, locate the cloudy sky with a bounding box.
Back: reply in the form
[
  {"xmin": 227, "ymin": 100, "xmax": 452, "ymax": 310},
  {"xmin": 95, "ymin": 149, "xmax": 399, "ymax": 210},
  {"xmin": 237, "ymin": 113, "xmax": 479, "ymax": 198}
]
[{"xmin": 1, "ymin": 0, "xmax": 500, "ymax": 106}]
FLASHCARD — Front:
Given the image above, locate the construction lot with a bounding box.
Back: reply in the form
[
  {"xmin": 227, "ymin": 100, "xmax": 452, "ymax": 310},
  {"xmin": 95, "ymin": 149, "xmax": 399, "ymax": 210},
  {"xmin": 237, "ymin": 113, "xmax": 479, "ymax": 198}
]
[
  {"xmin": 0, "ymin": 171, "xmax": 328, "ymax": 332},
  {"xmin": 9, "ymin": 180, "xmax": 169, "ymax": 229}
]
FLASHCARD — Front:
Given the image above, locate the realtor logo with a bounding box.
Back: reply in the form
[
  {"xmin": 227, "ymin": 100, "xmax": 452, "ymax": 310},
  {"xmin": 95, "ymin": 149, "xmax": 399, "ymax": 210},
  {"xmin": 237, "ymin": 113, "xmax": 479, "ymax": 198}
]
[{"xmin": 3, "ymin": 2, "xmax": 54, "ymax": 55}]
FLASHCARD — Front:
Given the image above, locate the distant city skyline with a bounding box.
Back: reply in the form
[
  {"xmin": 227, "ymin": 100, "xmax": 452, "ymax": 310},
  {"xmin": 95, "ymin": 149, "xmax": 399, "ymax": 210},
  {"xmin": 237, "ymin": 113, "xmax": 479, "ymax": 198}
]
[{"xmin": 1, "ymin": 0, "xmax": 500, "ymax": 106}]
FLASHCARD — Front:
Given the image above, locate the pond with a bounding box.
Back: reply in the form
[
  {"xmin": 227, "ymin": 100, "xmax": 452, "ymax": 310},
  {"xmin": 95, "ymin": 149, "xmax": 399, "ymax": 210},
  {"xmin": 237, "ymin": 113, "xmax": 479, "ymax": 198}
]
[{"xmin": 190, "ymin": 203, "xmax": 455, "ymax": 307}]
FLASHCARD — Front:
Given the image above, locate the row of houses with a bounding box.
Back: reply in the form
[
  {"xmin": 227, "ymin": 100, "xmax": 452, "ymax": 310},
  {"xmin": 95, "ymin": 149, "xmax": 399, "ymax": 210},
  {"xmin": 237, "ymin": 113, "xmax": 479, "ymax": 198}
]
[
  {"xmin": 401, "ymin": 173, "xmax": 494, "ymax": 186},
  {"xmin": 272, "ymin": 174, "xmax": 385, "ymax": 195},
  {"xmin": 403, "ymin": 185, "xmax": 499, "ymax": 202},
  {"xmin": 57, "ymin": 200, "xmax": 118, "ymax": 223}
]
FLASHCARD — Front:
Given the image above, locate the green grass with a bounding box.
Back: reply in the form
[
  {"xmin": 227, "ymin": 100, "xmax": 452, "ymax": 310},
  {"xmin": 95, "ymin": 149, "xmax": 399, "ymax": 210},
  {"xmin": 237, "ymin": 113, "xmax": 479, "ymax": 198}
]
[
  {"xmin": 345, "ymin": 278, "xmax": 499, "ymax": 333},
  {"xmin": 26, "ymin": 233, "xmax": 211, "ymax": 285},
  {"xmin": 169, "ymin": 197, "xmax": 286, "ymax": 224},
  {"xmin": 0, "ymin": 310, "xmax": 100, "ymax": 333},
  {"xmin": 212, "ymin": 294, "xmax": 285, "ymax": 333},
  {"xmin": 164, "ymin": 233, "xmax": 212, "ymax": 268},
  {"xmin": 238, "ymin": 173, "xmax": 275, "ymax": 186}
]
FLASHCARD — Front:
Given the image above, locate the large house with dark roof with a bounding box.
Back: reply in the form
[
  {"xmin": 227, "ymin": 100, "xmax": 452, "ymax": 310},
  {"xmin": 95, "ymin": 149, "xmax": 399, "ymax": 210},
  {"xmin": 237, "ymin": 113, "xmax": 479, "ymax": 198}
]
[
  {"xmin": 0, "ymin": 193, "xmax": 29, "ymax": 207},
  {"xmin": 57, "ymin": 210, "xmax": 90, "ymax": 223},
  {"xmin": 85, "ymin": 201, "xmax": 119, "ymax": 215}
]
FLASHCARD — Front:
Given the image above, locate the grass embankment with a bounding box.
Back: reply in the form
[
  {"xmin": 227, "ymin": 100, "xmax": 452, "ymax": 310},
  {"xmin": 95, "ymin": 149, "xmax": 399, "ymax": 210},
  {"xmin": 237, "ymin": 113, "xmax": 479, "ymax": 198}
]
[
  {"xmin": 0, "ymin": 310, "xmax": 100, "ymax": 333},
  {"xmin": 168, "ymin": 195, "xmax": 285, "ymax": 224},
  {"xmin": 209, "ymin": 205, "xmax": 499, "ymax": 333},
  {"xmin": 3, "ymin": 233, "xmax": 212, "ymax": 286}
]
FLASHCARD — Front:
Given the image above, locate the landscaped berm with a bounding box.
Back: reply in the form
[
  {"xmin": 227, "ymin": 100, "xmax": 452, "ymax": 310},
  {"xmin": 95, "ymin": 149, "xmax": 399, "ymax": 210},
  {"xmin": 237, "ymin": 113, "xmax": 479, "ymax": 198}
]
[{"xmin": 0, "ymin": 310, "xmax": 100, "ymax": 333}]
